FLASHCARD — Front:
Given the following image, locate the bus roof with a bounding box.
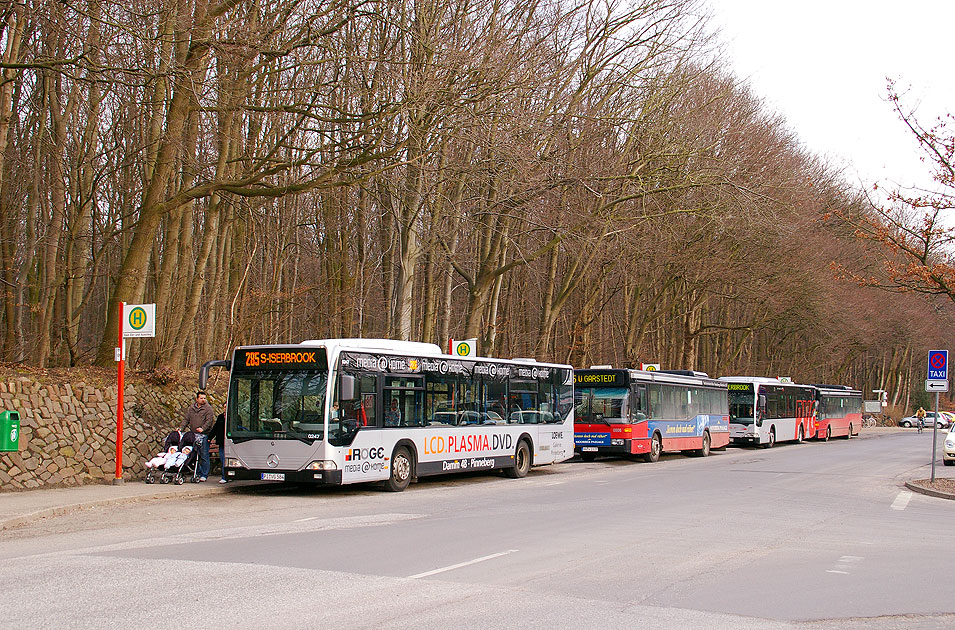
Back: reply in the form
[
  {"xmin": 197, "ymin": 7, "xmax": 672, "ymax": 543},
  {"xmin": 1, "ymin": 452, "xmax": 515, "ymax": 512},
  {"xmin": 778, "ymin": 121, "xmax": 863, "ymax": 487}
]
[
  {"xmin": 289, "ymin": 338, "xmax": 572, "ymax": 369},
  {"xmin": 720, "ymin": 376, "xmax": 790, "ymax": 385},
  {"xmin": 719, "ymin": 376, "xmax": 819, "ymax": 391},
  {"xmin": 812, "ymin": 384, "xmax": 862, "ymax": 396},
  {"xmin": 300, "ymin": 338, "xmax": 443, "ymax": 356}
]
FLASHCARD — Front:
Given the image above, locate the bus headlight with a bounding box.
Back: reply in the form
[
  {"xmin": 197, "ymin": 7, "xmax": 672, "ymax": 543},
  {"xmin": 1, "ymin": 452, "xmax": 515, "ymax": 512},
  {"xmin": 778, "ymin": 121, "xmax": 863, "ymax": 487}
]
[
  {"xmin": 306, "ymin": 460, "xmax": 338, "ymax": 471},
  {"xmin": 225, "ymin": 458, "xmax": 242, "ymax": 468},
  {"xmin": 946, "ymin": 440, "xmax": 954, "ymax": 449}
]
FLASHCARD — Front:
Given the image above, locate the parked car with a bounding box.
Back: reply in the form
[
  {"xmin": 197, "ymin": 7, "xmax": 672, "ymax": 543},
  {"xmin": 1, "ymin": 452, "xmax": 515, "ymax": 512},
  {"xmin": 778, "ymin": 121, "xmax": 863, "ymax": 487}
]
[
  {"xmin": 944, "ymin": 426, "xmax": 955, "ymax": 466},
  {"xmin": 899, "ymin": 411, "xmax": 950, "ymax": 428}
]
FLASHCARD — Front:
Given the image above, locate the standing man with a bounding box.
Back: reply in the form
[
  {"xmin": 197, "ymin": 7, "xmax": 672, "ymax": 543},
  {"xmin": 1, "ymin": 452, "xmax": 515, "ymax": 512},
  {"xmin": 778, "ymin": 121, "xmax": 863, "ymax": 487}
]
[{"xmin": 180, "ymin": 390, "xmax": 216, "ymax": 481}]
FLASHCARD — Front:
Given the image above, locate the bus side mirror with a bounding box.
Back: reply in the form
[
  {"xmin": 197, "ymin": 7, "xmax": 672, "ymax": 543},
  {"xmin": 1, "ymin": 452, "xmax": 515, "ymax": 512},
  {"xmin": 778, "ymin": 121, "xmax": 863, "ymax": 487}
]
[
  {"xmin": 634, "ymin": 412, "xmax": 647, "ymax": 422},
  {"xmin": 339, "ymin": 374, "xmax": 356, "ymax": 401},
  {"xmin": 199, "ymin": 359, "xmax": 232, "ymax": 390}
]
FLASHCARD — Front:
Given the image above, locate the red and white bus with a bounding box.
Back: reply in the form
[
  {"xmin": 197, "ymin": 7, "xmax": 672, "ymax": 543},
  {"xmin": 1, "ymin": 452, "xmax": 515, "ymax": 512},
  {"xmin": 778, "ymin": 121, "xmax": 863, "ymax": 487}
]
[
  {"xmin": 574, "ymin": 368, "xmax": 730, "ymax": 462},
  {"xmin": 720, "ymin": 377, "xmax": 815, "ymax": 447},
  {"xmin": 811, "ymin": 385, "xmax": 863, "ymax": 440}
]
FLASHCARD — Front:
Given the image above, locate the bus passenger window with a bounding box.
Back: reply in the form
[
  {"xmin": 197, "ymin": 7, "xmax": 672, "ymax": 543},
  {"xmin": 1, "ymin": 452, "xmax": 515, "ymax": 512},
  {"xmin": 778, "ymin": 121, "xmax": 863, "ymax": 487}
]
[{"xmin": 384, "ymin": 394, "xmax": 402, "ymax": 427}]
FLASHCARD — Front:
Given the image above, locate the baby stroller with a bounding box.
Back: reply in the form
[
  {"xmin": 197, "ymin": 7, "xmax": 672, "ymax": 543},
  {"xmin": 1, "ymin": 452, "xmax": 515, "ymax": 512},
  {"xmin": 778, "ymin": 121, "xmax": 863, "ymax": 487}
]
[
  {"xmin": 144, "ymin": 430, "xmax": 182, "ymax": 484},
  {"xmin": 161, "ymin": 431, "xmax": 199, "ymax": 485}
]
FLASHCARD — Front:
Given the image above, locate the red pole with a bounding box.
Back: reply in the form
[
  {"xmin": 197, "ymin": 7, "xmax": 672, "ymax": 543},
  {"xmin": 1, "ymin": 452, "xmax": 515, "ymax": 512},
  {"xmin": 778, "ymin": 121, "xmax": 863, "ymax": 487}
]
[{"xmin": 115, "ymin": 301, "xmax": 125, "ymax": 484}]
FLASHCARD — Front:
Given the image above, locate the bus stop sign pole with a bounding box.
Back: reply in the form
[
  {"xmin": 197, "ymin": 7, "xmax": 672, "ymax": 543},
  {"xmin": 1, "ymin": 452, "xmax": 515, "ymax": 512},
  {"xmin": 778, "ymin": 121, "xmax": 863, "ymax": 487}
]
[{"xmin": 115, "ymin": 301, "xmax": 125, "ymax": 485}]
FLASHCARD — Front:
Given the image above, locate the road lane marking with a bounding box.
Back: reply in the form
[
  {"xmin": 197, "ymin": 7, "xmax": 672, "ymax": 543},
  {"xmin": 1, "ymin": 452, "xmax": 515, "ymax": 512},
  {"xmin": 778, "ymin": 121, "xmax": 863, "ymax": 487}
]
[
  {"xmin": 826, "ymin": 555, "xmax": 863, "ymax": 575},
  {"xmin": 891, "ymin": 490, "xmax": 913, "ymax": 511},
  {"xmin": 408, "ymin": 549, "xmax": 518, "ymax": 579},
  {"xmin": 292, "ymin": 517, "xmax": 318, "ymax": 523}
]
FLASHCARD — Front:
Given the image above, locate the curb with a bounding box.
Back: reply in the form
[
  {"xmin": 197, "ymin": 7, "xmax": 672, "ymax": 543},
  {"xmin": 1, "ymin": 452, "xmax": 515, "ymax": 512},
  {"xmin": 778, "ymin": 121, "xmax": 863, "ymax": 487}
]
[
  {"xmin": 0, "ymin": 484, "xmax": 233, "ymax": 531},
  {"xmin": 0, "ymin": 481, "xmax": 285, "ymax": 532},
  {"xmin": 904, "ymin": 480, "xmax": 955, "ymax": 501}
]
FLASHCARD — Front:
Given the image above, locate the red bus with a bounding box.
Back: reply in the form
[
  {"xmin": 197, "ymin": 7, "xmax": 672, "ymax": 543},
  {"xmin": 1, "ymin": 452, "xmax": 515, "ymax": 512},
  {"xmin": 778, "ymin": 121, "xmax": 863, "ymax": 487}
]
[
  {"xmin": 812, "ymin": 385, "xmax": 863, "ymax": 440},
  {"xmin": 574, "ymin": 368, "xmax": 730, "ymax": 462}
]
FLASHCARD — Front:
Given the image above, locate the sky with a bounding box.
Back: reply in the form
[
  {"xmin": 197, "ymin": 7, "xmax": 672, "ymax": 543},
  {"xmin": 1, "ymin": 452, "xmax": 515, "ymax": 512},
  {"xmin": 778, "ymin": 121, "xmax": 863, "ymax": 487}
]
[{"xmin": 706, "ymin": 0, "xmax": 955, "ymax": 193}]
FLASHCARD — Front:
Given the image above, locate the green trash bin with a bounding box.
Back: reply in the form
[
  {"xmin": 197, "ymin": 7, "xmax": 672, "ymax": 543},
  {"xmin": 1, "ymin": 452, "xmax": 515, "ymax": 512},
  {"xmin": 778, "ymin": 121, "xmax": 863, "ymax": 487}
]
[{"xmin": 0, "ymin": 410, "xmax": 20, "ymax": 452}]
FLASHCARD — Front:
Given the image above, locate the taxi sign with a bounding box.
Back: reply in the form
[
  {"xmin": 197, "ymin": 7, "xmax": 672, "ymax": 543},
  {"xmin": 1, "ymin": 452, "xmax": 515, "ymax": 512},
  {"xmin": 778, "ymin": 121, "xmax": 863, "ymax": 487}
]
[
  {"xmin": 928, "ymin": 350, "xmax": 948, "ymax": 380},
  {"xmin": 123, "ymin": 303, "xmax": 156, "ymax": 338}
]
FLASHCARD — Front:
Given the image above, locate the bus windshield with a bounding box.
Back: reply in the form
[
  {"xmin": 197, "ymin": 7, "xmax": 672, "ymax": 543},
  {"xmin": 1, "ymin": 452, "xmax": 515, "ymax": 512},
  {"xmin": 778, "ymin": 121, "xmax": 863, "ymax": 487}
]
[
  {"xmin": 575, "ymin": 387, "xmax": 629, "ymax": 424},
  {"xmin": 228, "ymin": 370, "xmax": 329, "ymax": 442},
  {"xmin": 728, "ymin": 390, "xmax": 755, "ymax": 425}
]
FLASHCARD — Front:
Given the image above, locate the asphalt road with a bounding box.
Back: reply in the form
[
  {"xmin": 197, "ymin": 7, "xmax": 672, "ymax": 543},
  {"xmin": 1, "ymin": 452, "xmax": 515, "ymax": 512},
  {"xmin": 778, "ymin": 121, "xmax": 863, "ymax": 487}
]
[{"xmin": 2, "ymin": 429, "xmax": 953, "ymax": 629}]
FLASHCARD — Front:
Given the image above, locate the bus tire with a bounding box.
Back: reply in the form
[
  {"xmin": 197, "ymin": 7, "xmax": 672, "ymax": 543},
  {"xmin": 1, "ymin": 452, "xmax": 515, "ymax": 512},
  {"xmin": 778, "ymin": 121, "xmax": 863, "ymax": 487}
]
[
  {"xmin": 696, "ymin": 431, "xmax": 711, "ymax": 457},
  {"xmin": 580, "ymin": 451, "xmax": 597, "ymax": 462},
  {"xmin": 796, "ymin": 425, "xmax": 804, "ymax": 444},
  {"xmin": 505, "ymin": 439, "xmax": 531, "ymax": 479},
  {"xmin": 824, "ymin": 426, "xmax": 831, "ymax": 442},
  {"xmin": 644, "ymin": 433, "xmax": 662, "ymax": 463},
  {"xmin": 384, "ymin": 446, "xmax": 413, "ymax": 492},
  {"xmin": 761, "ymin": 427, "xmax": 775, "ymax": 449}
]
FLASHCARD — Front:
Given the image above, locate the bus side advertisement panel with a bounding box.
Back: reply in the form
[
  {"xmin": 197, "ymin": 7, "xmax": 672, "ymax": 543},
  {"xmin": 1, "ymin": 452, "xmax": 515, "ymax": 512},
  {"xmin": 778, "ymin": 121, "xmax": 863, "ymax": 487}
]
[
  {"xmin": 710, "ymin": 415, "xmax": 731, "ymax": 448},
  {"xmin": 340, "ymin": 429, "xmax": 526, "ymax": 483}
]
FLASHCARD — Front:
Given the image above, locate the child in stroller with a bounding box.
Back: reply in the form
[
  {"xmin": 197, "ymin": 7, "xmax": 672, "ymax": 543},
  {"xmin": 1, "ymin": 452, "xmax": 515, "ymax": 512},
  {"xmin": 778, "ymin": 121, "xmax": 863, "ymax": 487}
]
[
  {"xmin": 144, "ymin": 430, "xmax": 181, "ymax": 484},
  {"xmin": 144, "ymin": 430, "xmax": 199, "ymax": 485}
]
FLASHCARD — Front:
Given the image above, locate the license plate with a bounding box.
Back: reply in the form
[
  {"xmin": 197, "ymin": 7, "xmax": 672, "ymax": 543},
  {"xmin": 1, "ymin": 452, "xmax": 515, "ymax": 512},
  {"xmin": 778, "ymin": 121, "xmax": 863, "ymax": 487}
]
[
  {"xmin": 581, "ymin": 447, "xmax": 599, "ymax": 452},
  {"xmin": 261, "ymin": 472, "xmax": 285, "ymax": 481}
]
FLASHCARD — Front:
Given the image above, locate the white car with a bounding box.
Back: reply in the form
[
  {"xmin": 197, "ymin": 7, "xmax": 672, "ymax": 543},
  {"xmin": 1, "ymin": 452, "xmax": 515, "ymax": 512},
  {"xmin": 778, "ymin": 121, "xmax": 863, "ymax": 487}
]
[{"xmin": 944, "ymin": 427, "xmax": 955, "ymax": 466}]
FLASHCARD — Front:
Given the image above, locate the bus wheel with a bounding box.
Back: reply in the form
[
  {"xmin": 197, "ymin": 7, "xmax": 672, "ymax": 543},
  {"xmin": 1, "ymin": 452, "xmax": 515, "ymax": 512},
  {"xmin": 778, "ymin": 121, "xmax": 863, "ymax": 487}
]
[
  {"xmin": 644, "ymin": 433, "xmax": 661, "ymax": 463},
  {"xmin": 580, "ymin": 451, "xmax": 597, "ymax": 463},
  {"xmin": 384, "ymin": 446, "xmax": 413, "ymax": 492},
  {"xmin": 761, "ymin": 428, "xmax": 775, "ymax": 449},
  {"xmin": 505, "ymin": 440, "xmax": 531, "ymax": 478},
  {"xmin": 824, "ymin": 426, "xmax": 831, "ymax": 442},
  {"xmin": 696, "ymin": 431, "xmax": 711, "ymax": 457},
  {"xmin": 796, "ymin": 425, "xmax": 804, "ymax": 444}
]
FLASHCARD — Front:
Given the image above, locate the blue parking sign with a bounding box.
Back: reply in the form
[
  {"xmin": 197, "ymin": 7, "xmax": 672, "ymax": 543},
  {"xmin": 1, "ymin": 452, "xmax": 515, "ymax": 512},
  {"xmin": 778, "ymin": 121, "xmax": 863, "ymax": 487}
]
[{"xmin": 928, "ymin": 350, "xmax": 948, "ymax": 380}]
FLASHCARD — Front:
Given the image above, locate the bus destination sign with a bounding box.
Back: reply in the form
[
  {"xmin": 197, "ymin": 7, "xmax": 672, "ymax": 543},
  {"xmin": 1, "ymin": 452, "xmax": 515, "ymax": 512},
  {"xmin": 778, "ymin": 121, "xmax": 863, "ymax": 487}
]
[
  {"xmin": 575, "ymin": 371, "xmax": 625, "ymax": 387},
  {"xmin": 235, "ymin": 348, "xmax": 326, "ymax": 371},
  {"xmin": 726, "ymin": 383, "xmax": 754, "ymax": 392}
]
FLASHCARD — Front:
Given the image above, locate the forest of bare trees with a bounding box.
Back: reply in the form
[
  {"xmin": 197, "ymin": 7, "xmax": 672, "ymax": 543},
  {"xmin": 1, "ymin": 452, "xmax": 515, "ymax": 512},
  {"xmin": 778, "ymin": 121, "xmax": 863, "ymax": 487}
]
[{"xmin": 1, "ymin": 0, "xmax": 952, "ymax": 410}]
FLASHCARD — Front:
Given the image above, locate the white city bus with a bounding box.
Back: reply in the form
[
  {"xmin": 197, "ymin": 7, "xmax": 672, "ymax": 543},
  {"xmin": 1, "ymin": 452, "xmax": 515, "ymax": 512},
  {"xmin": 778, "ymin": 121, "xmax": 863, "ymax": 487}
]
[
  {"xmin": 200, "ymin": 339, "xmax": 575, "ymax": 491},
  {"xmin": 720, "ymin": 376, "xmax": 816, "ymax": 447}
]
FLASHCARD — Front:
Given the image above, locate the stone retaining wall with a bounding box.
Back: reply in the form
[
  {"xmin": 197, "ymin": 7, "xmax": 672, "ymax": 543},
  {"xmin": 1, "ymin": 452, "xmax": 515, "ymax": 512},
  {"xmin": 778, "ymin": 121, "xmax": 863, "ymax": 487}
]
[{"xmin": 0, "ymin": 371, "xmax": 224, "ymax": 491}]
